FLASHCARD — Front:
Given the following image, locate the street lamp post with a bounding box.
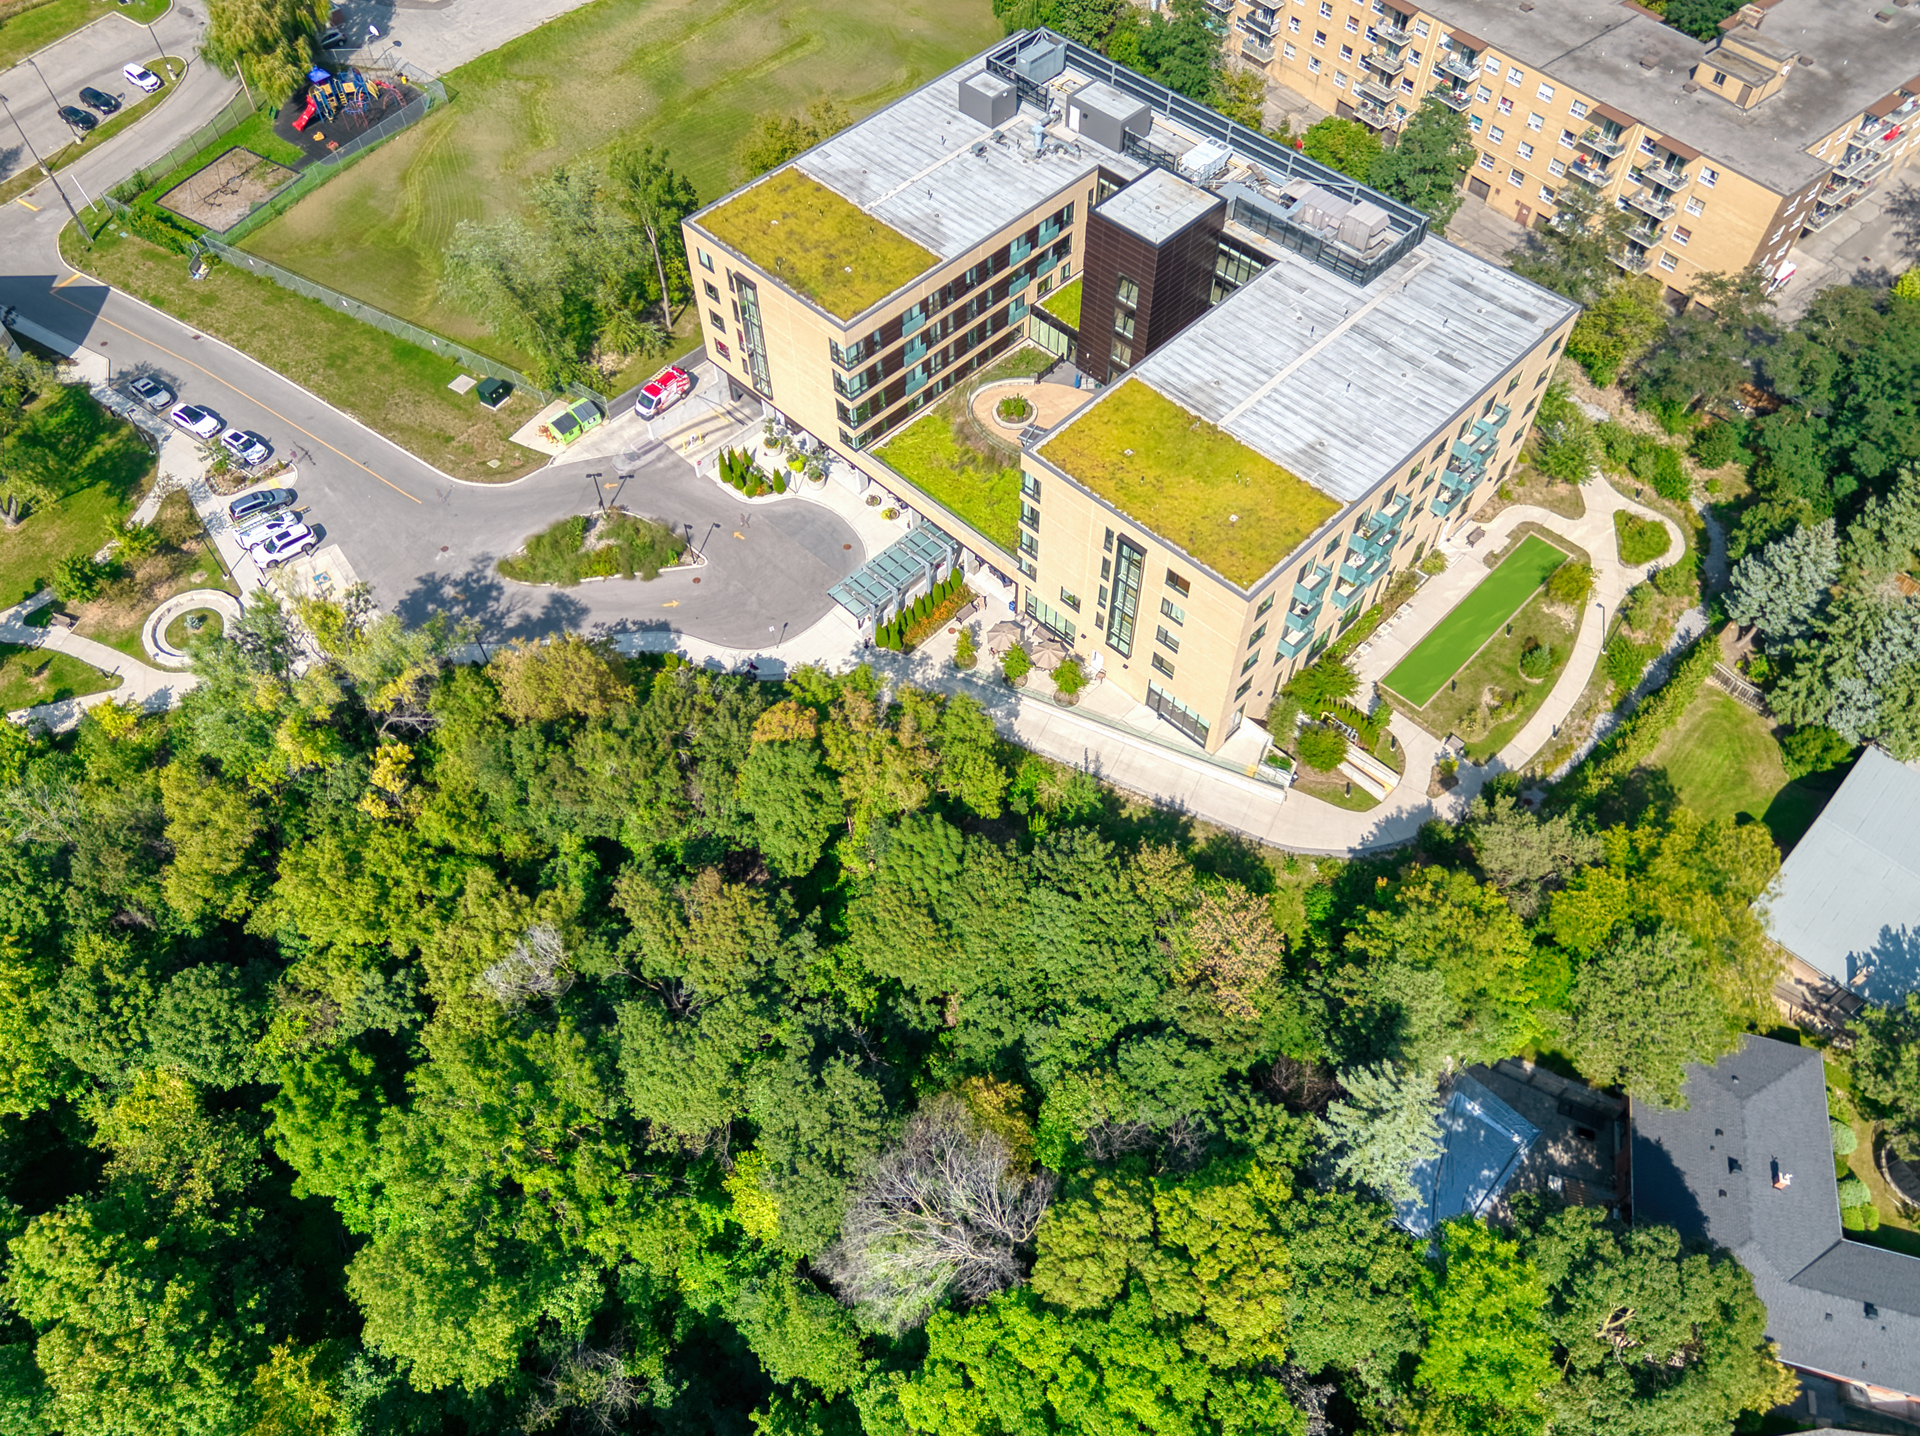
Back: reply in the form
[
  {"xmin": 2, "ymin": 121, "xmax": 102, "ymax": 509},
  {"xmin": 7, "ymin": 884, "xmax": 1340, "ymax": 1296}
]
[
  {"xmin": 0, "ymin": 93, "xmax": 86, "ymax": 244},
  {"xmin": 23, "ymin": 58, "xmax": 60, "ymax": 114}
]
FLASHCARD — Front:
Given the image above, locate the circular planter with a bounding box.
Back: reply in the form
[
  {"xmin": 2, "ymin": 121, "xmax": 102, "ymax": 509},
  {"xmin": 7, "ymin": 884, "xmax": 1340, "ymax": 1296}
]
[{"xmin": 142, "ymin": 589, "xmax": 244, "ymax": 670}]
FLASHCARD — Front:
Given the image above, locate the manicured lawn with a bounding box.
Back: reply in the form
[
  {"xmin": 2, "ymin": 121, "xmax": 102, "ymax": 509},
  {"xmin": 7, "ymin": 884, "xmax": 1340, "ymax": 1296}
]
[
  {"xmin": 1041, "ymin": 276, "xmax": 1082, "ymax": 329},
  {"xmin": 237, "ymin": 0, "xmax": 1001, "ymax": 352},
  {"xmin": 64, "ymin": 490, "xmax": 236, "ymax": 662},
  {"xmin": 700, "ymin": 169, "xmax": 935, "ymax": 320},
  {"xmin": 0, "ymin": 383, "xmax": 153, "ymax": 608},
  {"xmin": 62, "ymin": 225, "xmax": 544, "ymax": 482},
  {"xmin": 874, "ymin": 345, "xmax": 1051, "ymax": 554},
  {"xmin": 1644, "ymin": 687, "xmax": 1831, "ymax": 851},
  {"xmin": 0, "ymin": 0, "xmax": 167, "ymax": 71},
  {"xmin": 1038, "ymin": 378, "xmax": 1341, "ymax": 588},
  {"xmin": 1388, "ymin": 589, "xmax": 1578, "ymax": 761},
  {"xmin": 1383, "ymin": 534, "xmax": 1569, "ymax": 706},
  {"xmin": 0, "ymin": 644, "xmax": 120, "ymax": 711}
]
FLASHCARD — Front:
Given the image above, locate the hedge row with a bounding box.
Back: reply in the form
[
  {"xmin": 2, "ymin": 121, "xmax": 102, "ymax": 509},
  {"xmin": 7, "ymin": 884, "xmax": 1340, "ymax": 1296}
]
[
  {"xmin": 1553, "ymin": 636, "xmax": 1717, "ymax": 811},
  {"xmin": 877, "ymin": 572, "xmax": 967, "ymax": 652}
]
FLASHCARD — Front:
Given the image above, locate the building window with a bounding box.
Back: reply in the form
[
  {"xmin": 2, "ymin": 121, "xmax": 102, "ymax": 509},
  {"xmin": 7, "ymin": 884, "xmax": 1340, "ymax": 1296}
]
[
  {"xmin": 1489, "ymin": 125, "xmax": 1505, "ymax": 144},
  {"xmin": 1536, "ymin": 82, "xmax": 1554, "ymax": 100},
  {"xmin": 1160, "ymin": 597, "xmax": 1185, "ymax": 624},
  {"xmin": 1685, "ymin": 196, "xmax": 1705, "ymax": 215},
  {"xmin": 1156, "ymin": 625, "xmax": 1180, "ymax": 653},
  {"xmin": 1248, "ymin": 623, "xmax": 1268, "ymax": 647},
  {"xmin": 1517, "ymin": 141, "xmax": 1534, "ymax": 161},
  {"xmin": 1559, "ymin": 128, "xmax": 1577, "ymax": 149},
  {"xmin": 1026, "ymin": 591, "xmax": 1077, "ymax": 644},
  {"xmin": 1289, "ymin": 14, "xmax": 1300, "ymax": 30},
  {"xmin": 1104, "ymin": 528, "xmax": 1115, "ymax": 552},
  {"xmin": 1021, "ymin": 502, "xmax": 1040, "ymax": 530},
  {"xmin": 1673, "ymin": 226, "xmax": 1691, "ymax": 245},
  {"xmin": 1345, "ymin": 15, "xmax": 1359, "ymax": 31},
  {"xmin": 1165, "ymin": 569, "xmax": 1191, "ymax": 596},
  {"xmin": 703, "ymin": 281, "xmax": 720, "ymax": 301},
  {"xmin": 1319, "ymin": 0, "xmax": 1331, "ymax": 12},
  {"xmin": 1106, "ymin": 536, "xmax": 1145, "ymax": 657},
  {"xmin": 708, "ymin": 311, "xmax": 727, "ymax": 333},
  {"xmin": 1115, "ymin": 274, "xmax": 1139, "ymax": 307},
  {"xmin": 714, "ymin": 339, "xmax": 730, "ymax": 360},
  {"xmin": 1151, "ymin": 652, "xmax": 1176, "ymax": 678},
  {"xmin": 1060, "ymin": 586, "xmax": 1081, "ymax": 611},
  {"xmin": 1497, "ymin": 96, "xmax": 1513, "ymax": 116},
  {"xmin": 1548, "ymin": 158, "xmax": 1566, "ymax": 177},
  {"xmin": 1399, "ymin": 76, "xmax": 1414, "ymax": 92},
  {"xmin": 697, "ymin": 248, "xmax": 714, "ymax": 271},
  {"xmin": 1238, "ymin": 653, "xmax": 1258, "ymax": 676},
  {"xmin": 1309, "ymin": 57, "xmax": 1322, "ymax": 73},
  {"xmin": 1659, "ymin": 253, "xmax": 1678, "ymax": 271},
  {"xmin": 1334, "ymin": 72, "xmax": 1347, "ymax": 89},
  {"xmin": 1526, "ymin": 112, "xmax": 1543, "ymax": 132},
  {"xmin": 1700, "ymin": 166, "xmax": 1718, "ymax": 186},
  {"xmin": 1469, "ymin": 114, "xmax": 1483, "ymax": 133},
  {"xmin": 1111, "ymin": 339, "xmax": 1133, "ymax": 370},
  {"xmin": 1413, "ymin": 17, "xmax": 1429, "ymax": 33},
  {"xmin": 1506, "ymin": 65, "xmax": 1523, "ymax": 85},
  {"xmin": 1476, "ymin": 153, "xmax": 1495, "ymax": 171},
  {"xmin": 1255, "ymin": 593, "xmax": 1274, "ymax": 617},
  {"xmin": 1236, "ymin": 679, "xmax": 1253, "ymax": 700},
  {"xmin": 1339, "ymin": 42, "xmax": 1353, "ymax": 60},
  {"xmin": 1712, "ymin": 69, "xmax": 1727, "ymax": 85},
  {"xmin": 1022, "ymin": 474, "xmax": 1041, "ymax": 501},
  {"xmin": 1283, "ymin": 40, "xmax": 1296, "ymax": 56},
  {"xmin": 1538, "ymin": 184, "xmax": 1555, "ymax": 203},
  {"xmin": 1114, "ymin": 310, "xmax": 1136, "ymax": 339},
  {"xmin": 1312, "ymin": 30, "xmax": 1326, "ymax": 46},
  {"xmin": 1510, "ymin": 167, "xmax": 1525, "ymax": 185},
  {"xmin": 1475, "ymin": 84, "xmax": 1492, "ymax": 103},
  {"xmin": 1019, "ymin": 530, "xmax": 1038, "ymax": 557},
  {"xmin": 1569, "ymin": 99, "xmax": 1588, "ymax": 118}
]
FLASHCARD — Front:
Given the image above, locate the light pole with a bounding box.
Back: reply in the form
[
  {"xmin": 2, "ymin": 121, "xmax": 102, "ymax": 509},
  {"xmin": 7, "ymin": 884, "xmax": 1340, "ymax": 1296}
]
[
  {"xmin": 23, "ymin": 58, "xmax": 60, "ymax": 115},
  {"xmin": 0, "ymin": 94, "xmax": 86, "ymax": 244}
]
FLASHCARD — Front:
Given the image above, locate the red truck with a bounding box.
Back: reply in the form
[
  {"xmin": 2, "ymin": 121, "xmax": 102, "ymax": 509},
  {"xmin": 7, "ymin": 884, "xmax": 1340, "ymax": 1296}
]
[{"xmin": 634, "ymin": 364, "xmax": 692, "ymax": 421}]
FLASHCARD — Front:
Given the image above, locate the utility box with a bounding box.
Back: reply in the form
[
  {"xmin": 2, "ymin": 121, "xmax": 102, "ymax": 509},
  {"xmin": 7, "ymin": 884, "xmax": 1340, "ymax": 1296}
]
[
  {"xmin": 958, "ymin": 71, "xmax": 1017, "ymax": 128},
  {"xmin": 1011, "ymin": 37, "xmax": 1067, "ymax": 86},
  {"xmin": 1181, "ymin": 139, "xmax": 1231, "ymax": 183},
  {"xmin": 1065, "ymin": 81, "xmax": 1151, "ymax": 152}
]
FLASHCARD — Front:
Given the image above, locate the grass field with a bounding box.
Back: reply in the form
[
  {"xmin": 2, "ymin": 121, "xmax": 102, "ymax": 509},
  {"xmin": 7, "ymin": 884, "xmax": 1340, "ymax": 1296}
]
[
  {"xmin": 0, "ymin": 0, "xmax": 167, "ymax": 71},
  {"xmin": 1644, "ymin": 687, "xmax": 1831, "ymax": 851},
  {"xmin": 1388, "ymin": 589, "xmax": 1578, "ymax": 761},
  {"xmin": 0, "ymin": 643, "xmax": 120, "ymax": 710},
  {"xmin": 238, "ymin": 0, "xmax": 1001, "ymax": 358},
  {"xmin": 1383, "ymin": 534, "xmax": 1569, "ymax": 706},
  {"xmin": 62, "ymin": 225, "xmax": 545, "ymax": 482},
  {"xmin": 0, "ymin": 382, "xmax": 152, "ymax": 608}
]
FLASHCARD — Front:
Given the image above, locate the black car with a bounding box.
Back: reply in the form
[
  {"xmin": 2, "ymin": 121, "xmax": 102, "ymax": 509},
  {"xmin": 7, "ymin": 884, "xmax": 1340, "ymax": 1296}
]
[
  {"xmin": 57, "ymin": 106, "xmax": 95, "ymax": 134},
  {"xmin": 78, "ymin": 87, "xmax": 120, "ymax": 115}
]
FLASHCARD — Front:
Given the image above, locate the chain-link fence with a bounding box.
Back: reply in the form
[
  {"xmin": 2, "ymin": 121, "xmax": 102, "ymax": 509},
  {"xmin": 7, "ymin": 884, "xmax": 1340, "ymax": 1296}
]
[
  {"xmin": 188, "ymin": 231, "xmax": 548, "ymax": 397},
  {"xmin": 222, "ymin": 71, "xmax": 449, "ymax": 244},
  {"xmin": 108, "ymin": 89, "xmax": 260, "ymax": 204}
]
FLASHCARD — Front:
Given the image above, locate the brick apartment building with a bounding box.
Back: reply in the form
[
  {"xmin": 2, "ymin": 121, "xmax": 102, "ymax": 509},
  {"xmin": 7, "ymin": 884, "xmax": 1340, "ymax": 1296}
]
[
  {"xmin": 683, "ymin": 32, "xmax": 1575, "ymax": 754},
  {"xmin": 1222, "ymin": 0, "xmax": 1920, "ymax": 298}
]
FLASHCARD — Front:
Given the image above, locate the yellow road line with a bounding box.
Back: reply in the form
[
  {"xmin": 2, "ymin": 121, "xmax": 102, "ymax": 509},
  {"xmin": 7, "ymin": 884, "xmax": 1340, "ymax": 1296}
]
[
  {"xmin": 54, "ymin": 271, "xmax": 81, "ymax": 287},
  {"xmin": 49, "ymin": 287, "xmax": 422, "ymax": 505},
  {"xmin": 14, "ymin": 198, "xmax": 39, "ymax": 212}
]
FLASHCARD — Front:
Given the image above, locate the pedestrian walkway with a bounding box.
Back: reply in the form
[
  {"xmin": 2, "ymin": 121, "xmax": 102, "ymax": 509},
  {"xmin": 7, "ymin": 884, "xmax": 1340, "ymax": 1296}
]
[{"xmin": 2, "ymin": 590, "xmax": 199, "ymax": 732}]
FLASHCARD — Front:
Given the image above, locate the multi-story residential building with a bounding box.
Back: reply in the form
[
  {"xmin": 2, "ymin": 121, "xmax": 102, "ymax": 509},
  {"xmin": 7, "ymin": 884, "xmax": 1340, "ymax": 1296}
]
[
  {"xmin": 1225, "ymin": 0, "xmax": 1920, "ymax": 299},
  {"xmin": 682, "ymin": 31, "xmax": 1576, "ymax": 754}
]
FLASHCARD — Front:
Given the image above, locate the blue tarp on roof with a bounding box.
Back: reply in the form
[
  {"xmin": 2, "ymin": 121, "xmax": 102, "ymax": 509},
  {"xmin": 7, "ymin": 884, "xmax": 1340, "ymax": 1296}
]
[{"xmin": 1394, "ymin": 1073, "xmax": 1539, "ymax": 1236}]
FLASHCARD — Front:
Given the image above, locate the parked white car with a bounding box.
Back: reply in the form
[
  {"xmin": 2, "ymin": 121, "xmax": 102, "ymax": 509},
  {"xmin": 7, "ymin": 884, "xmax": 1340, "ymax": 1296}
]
[
  {"xmin": 220, "ymin": 428, "xmax": 271, "ymax": 466},
  {"xmin": 168, "ymin": 403, "xmax": 220, "ymax": 438},
  {"xmin": 247, "ymin": 525, "xmax": 317, "ymax": 570},
  {"xmin": 127, "ymin": 376, "xmax": 173, "ymax": 412},
  {"xmin": 123, "ymin": 63, "xmax": 163, "ymax": 94}
]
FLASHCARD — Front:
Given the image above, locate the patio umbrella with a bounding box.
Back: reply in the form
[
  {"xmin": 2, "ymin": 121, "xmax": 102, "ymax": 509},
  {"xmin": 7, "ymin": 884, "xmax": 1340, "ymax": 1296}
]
[
  {"xmin": 1029, "ymin": 639, "xmax": 1071, "ymax": 671},
  {"xmin": 984, "ymin": 621, "xmax": 1023, "ymax": 655}
]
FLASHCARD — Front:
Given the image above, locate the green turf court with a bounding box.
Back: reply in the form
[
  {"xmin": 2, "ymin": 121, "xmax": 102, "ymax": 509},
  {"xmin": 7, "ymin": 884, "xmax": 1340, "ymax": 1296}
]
[{"xmin": 1383, "ymin": 534, "xmax": 1569, "ymax": 706}]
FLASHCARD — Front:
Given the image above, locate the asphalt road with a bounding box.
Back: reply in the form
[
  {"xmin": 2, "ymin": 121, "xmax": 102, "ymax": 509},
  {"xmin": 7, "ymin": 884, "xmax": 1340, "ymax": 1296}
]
[{"xmin": 0, "ymin": 3, "xmax": 203, "ymax": 187}]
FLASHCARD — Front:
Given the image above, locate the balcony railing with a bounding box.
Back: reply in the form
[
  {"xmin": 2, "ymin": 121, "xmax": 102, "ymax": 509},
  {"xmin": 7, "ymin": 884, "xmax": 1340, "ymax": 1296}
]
[
  {"xmin": 1625, "ymin": 219, "xmax": 1664, "ymax": 245},
  {"xmin": 1624, "ymin": 187, "xmax": 1678, "ymax": 222},
  {"xmin": 1611, "ymin": 247, "xmax": 1652, "ymax": 272},
  {"xmin": 1642, "ymin": 165, "xmax": 1690, "ymax": 193},
  {"xmin": 1432, "ymin": 85, "xmax": 1472, "ymax": 111},
  {"xmin": 1367, "ymin": 45, "xmax": 1407, "ymax": 75},
  {"xmin": 1356, "ymin": 75, "xmax": 1397, "ymax": 106},
  {"xmin": 1372, "ymin": 18, "xmax": 1412, "ymax": 43},
  {"xmin": 1438, "ymin": 51, "xmax": 1479, "ymax": 84},
  {"xmin": 1241, "ymin": 9, "xmax": 1275, "ymax": 37},
  {"xmin": 1567, "ymin": 159, "xmax": 1612, "ymax": 187},
  {"xmin": 1835, "ymin": 146, "xmax": 1894, "ymax": 181},
  {"xmin": 1354, "ymin": 100, "xmax": 1403, "ymax": 131},
  {"xmin": 1203, "ymin": 0, "xmax": 1233, "ymax": 13},
  {"xmin": 1430, "ymin": 486, "xmax": 1466, "ymax": 518},
  {"xmin": 1275, "ymin": 626, "xmax": 1314, "ymax": 658},
  {"xmin": 1240, "ymin": 33, "xmax": 1274, "ymax": 60},
  {"xmin": 1581, "ymin": 126, "xmax": 1628, "ymax": 158}
]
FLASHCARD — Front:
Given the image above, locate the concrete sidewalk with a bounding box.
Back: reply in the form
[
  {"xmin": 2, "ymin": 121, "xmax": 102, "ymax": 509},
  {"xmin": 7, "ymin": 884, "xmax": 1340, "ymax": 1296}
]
[{"xmin": 2, "ymin": 590, "xmax": 199, "ymax": 732}]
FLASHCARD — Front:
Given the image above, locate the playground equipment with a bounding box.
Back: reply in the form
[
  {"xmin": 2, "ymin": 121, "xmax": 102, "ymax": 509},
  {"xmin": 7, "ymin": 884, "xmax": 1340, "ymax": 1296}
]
[{"xmin": 291, "ymin": 67, "xmax": 403, "ymax": 132}]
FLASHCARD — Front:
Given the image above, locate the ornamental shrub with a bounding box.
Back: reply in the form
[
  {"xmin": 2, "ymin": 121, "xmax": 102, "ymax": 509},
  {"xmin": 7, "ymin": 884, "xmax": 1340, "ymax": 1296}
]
[
  {"xmin": 1690, "ymin": 422, "xmax": 1739, "ymax": 469},
  {"xmin": 1296, "ymin": 724, "xmax": 1348, "ymax": 773},
  {"xmin": 1002, "ymin": 645, "xmax": 1032, "ymax": 684},
  {"xmin": 52, "ymin": 554, "xmax": 109, "ymax": 603},
  {"xmin": 1838, "ymin": 1175, "xmax": 1871, "ymax": 1211},
  {"xmin": 1832, "ymin": 1118, "xmax": 1859, "ymax": 1158},
  {"xmin": 954, "ymin": 628, "xmax": 977, "ymax": 670},
  {"xmin": 1545, "ymin": 561, "xmax": 1595, "ymax": 605},
  {"xmin": 1053, "ymin": 658, "xmax": 1086, "ymax": 698},
  {"xmin": 1519, "ymin": 639, "xmax": 1554, "ymax": 680},
  {"xmin": 1614, "ymin": 511, "xmax": 1671, "ymax": 565},
  {"xmin": 1783, "ymin": 724, "xmax": 1853, "ymax": 780}
]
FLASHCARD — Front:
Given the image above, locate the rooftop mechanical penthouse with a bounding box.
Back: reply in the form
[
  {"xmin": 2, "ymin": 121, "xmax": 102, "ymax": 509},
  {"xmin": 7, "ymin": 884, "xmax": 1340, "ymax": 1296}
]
[{"xmin": 683, "ymin": 30, "xmax": 1577, "ymax": 754}]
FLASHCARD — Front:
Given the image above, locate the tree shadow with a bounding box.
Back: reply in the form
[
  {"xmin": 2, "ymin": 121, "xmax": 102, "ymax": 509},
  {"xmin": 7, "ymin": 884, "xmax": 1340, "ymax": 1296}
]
[
  {"xmin": 1850, "ymin": 926, "xmax": 1920, "ymax": 1006},
  {"xmin": 1884, "ymin": 179, "xmax": 1920, "ymax": 261},
  {"xmin": 390, "ymin": 561, "xmax": 589, "ymax": 643}
]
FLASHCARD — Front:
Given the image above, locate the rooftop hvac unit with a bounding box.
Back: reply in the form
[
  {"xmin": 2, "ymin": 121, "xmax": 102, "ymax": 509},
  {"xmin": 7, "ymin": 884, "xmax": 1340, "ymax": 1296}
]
[
  {"xmin": 958, "ymin": 71, "xmax": 1017, "ymax": 128},
  {"xmin": 1064, "ymin": 81, "xmax": 1150, "ymax": 151},
  {"xmin": 1012, "ymin": 38, "xmax": 1067, "ymax": 85},
  {"xmin": 1181, "ymin": 140, "xmax": 1231, "ymax": 182},
  {"xmin": 1338, "ymin": 199, "xmax": 1392, "ymax": 251}
]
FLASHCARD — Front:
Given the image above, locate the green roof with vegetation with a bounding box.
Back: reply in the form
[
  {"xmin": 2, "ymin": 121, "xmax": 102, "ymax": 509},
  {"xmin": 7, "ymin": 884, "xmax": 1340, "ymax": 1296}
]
[
  {"xmin": 698, "ymin": 167, "xmax": 937, "ymax": 320},
  {"xmin": 1038, "ymin": 378, "xmax": 1340, "ymax": 588},
  {"xmin": 1040, "ymin": 276, "xmax": 1082, "ymax": 329},
  {"xmin": 876, "ymin": 412, "xmax": 1022, "ymax": 553}
]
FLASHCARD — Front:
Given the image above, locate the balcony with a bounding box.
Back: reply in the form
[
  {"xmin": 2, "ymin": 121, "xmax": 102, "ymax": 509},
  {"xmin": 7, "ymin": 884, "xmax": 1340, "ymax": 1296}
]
[
  {"xmin": 1203, "ymin": 0, "xmax": 1233, "ymax": 12},
  {"xmin": 1567, "ymin": 159, "xmax": 1612, "ymax": 187},
  {"xmin": 1240, "ymin": 33, "xmax": 1274, "ymax": 60},
  {"xmin": 1624, "ymin": 187, "xmax": 1678, "ymax": 222},
  {"xmin": 1836, "ymin": 145, "xmax": 1894, "ymax": 182},
  {"xmin": 1430, "ymin": 486, "xmax": 1466, "ymax": 518},
  {"xmin": 1642, "ymin": 164, "xmax": 1690, "ymax": 193},
  {"xmin": 1330, "ymin": 580, "xmax": 1366, "ymax": 612},
  {"xmin": 1611, "ymin": 246, "xmax": 1652, "ymax": 272},
  {"xmin": 1357, "ymin": 75, "xmax": 1396, "ymax": 106},
  {"xmin": 1355, "ymin": 100, "xmax": 1404, "ymax": 131},
  {"xmin": 1241, "ymin": 8, "xmax": 1275, "ymax": 37},
  {"xmin": 1367, "ymin": 45, "xmax": 1407, "ymax": 75},
  {"xmin": 1581, "ymin": 126, "xmax": 1628, "ymax": 158},
  {"xmin": 1432, "ymin": 84, "xmax": 1472, "ymax": 111},
  {"xmin": 1438, "ymin": 51, "xmax": 1479, "ymax": 84},
  {"xmin": 1625, "ymin": 219, "xmax": 1665, "ymax": 245},
  {"xmin": 1372, "ymin": 17, "xmax": 1412, "ymax": 44},
  {"xmin": 1275, "ymin": 625, "xmax": 1314, "ymax": 659}
]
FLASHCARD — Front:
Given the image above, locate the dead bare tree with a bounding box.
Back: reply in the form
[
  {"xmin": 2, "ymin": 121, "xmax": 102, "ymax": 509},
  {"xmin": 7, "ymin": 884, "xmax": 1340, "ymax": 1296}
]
[
  {"xmin": 475, "ymin": 924, "xmax": 573, "ymax": 1009},
  {"xmin": 816, "ymin": 1096, "xmax": 1055, "ymax": 1335},
  {"xmin": 523, "ymin": 1337, "xmax": 644, "ymax": 1434}
]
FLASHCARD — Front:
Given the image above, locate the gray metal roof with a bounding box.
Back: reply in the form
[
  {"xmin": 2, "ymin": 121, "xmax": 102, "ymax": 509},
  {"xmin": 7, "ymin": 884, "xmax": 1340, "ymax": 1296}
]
[
  {"xmin": 827, "ymin": 522, "xmax": 958, "ymax": 621},
  {"xmin": 1393, "ymin": 1072, "xmax": 1539, "ymax": 1237},
  {"xmin": 1411, "ymin": 0, "xmax": 1920, "ymax": 194},
  {"xmin": 1096, "ymin": 166, "xmax": 1220, "ymax": 245},
  {"xmin": 1762, "ymin": 747, "xmax": 1920, "ymax": 1001},
  {"xmin": 791, "ymin": 56, "xmax": 1144, "ymax": 264},
  {"xmin": 1633, "ymin": 1036, "xmax": 1920, "ymax": 1397},
  {"xmin": 1131, "ymin": 234, "xmax": 1577, "ymax": 508}
]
